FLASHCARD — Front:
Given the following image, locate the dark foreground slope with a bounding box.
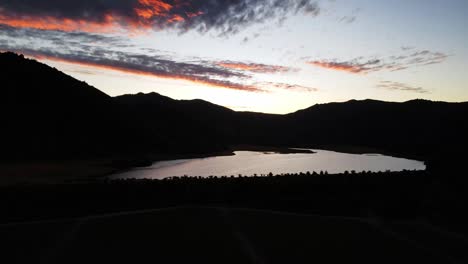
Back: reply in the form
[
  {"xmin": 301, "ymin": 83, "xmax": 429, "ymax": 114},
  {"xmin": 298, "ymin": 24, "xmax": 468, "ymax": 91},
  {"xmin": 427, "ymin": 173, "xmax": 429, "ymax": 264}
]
[{"xmin": 1, "ymin": 207, "xmax": 460, "ymax": 264}]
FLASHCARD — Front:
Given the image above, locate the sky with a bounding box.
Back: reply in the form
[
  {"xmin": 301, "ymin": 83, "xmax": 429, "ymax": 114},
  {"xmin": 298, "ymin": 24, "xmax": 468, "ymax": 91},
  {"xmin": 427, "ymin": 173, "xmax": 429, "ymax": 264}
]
[{"xmin": 1, "ymin": 0, "xmax": 467, "ymax": 114}]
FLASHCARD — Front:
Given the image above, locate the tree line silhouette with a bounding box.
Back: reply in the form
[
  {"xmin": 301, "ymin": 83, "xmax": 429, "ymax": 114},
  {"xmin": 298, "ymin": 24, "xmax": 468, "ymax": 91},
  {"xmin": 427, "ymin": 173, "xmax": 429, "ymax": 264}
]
[{"xmin": 2, "ymin": 167, "xmax": 466, "ymax": 235}]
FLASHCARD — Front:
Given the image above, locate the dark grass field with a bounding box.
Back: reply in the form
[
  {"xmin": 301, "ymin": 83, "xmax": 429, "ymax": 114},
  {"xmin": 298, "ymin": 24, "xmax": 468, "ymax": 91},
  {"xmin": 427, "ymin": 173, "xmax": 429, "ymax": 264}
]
[
  {"xmin": 2, "ymin": 207, "xmax": 465, "ymax": 264},
  {"xmin": 2, "ymin": 169, "xmax": 468, "ymax": 264}
]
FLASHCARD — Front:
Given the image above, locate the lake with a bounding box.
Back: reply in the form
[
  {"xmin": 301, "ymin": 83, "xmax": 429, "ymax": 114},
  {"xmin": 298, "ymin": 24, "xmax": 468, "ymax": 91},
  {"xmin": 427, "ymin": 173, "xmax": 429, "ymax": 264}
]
[{"xmin": 109, "ymin": 149, "xmax": 426, "ymax": 180}]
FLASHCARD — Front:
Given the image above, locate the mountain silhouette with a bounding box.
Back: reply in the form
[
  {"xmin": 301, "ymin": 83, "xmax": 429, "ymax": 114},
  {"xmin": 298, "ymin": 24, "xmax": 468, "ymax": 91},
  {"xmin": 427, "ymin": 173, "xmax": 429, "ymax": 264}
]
[
  {"xmin": 283, "ymin": 99, "xmax": 468, "ymax": 158},
  {"xmin": 2, "ymin": 52, "xmax": 468, "ymax": 164},
  {"xmin": 114, "ymin": 92, "xmax": 236, "ymax": 154},
  {"xmin": 1, "ymin": 52, "xmax": 135, "ymax": 160}
]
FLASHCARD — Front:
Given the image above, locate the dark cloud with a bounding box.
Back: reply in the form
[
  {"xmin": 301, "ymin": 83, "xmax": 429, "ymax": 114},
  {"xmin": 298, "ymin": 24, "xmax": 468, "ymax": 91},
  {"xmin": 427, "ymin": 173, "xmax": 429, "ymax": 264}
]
[
  {"xmin": 242, "ymin": 32, "xmax": 260, "ymax": 44},
  {"xmin": 307, "ymin": 49, "xmax": 449, "ymax": 74},
  {"xmin": 376, "ymin": 81, "xmax": 430, "ymax": 94},
  {"xmin": 0, "ymin": 1, "xmax": 134, "ymax": 19},
  {"xmin": 0, "ymin": 0, "xmax": 320, "ymax": 35},
  {"xmin": 401, "ymin": 46, "xmax": 415, "ymax": 51},
  {"xmin": 0, "ymin": 24, "xmax": 123, "ymax": 45},
  {"xmin": 182, "ymin": 0, "xmax": 320, "ymax": 35},
  {"xmin": 339, "ymin": 16, "xmax": 356, "ymax": 24}
]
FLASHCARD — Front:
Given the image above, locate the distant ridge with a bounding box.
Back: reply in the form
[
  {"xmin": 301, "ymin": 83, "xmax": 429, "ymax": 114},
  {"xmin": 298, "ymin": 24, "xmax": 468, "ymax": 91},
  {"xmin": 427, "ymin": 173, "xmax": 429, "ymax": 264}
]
[
  {"xmin": 1, "ymin": 51, "xmax": 468, "ymax": 162},
  {"xmin": 115, "ymin": 92, "xmax": 233, "ymax": 113}
]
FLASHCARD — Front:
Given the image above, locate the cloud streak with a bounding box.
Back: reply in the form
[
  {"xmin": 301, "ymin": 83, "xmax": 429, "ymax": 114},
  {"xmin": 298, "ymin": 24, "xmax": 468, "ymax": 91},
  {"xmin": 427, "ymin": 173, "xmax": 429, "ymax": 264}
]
[
  {"xmin": 307, "ymin": 49, "xmax": 449, "ymax": 74},
  {"xmin": 307, "ymin": 60, "xmax": 379, "ymax": 74},
  {"xmin": 23, "ymin": 49, "xmax": 262, "ymax": 92},
  {"xmin": 0, "ymin": 0, "xmax": 320, "ymax": 35},
  {"xmin": 376, "ymin": 81, "xmax": 430, "ymax": 94},
  {"xmin": 217, "ymin": 61, "xmax": 293, "ymax": 74},
  {"xmin": 0, "ymin": 24, "xmax": 125, "ymax": 46},
  {"xmin": 258, "ymin": 82, "xmax": 318, "ymax": 92}
]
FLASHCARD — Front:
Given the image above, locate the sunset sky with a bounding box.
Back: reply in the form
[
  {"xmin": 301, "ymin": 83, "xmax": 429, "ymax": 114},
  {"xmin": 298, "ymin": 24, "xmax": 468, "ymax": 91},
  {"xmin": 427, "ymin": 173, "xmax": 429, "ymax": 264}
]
[{"xmin": 1, "ymin": 0, "xmax": 467, "ymax": 113}]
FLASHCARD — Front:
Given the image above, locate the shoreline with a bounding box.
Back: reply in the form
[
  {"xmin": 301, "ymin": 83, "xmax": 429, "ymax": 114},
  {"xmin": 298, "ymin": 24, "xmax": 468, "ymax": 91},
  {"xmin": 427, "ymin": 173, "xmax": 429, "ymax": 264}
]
[
  {"xmin": 307, "ymin": 145, "xmax": 427, "ymax": 163},
  {"xmin": 228, "ymin": 145, "xmax": 315, "ymax": 155},
  {"xmin": 0, "ymin": 145, "xmax": 425, "ymax": 186},
  {"xmin": 0, "ymin": 145, "xmax": 314, "ymax": 186},
  {"xmin": 100, "ymin": 146, "xmax": 316, "ymax": 179}
]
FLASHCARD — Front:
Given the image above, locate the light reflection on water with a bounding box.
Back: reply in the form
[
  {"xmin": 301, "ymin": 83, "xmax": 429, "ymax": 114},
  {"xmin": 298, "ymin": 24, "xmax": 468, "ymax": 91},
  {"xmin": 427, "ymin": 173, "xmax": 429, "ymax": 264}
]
[{"xmin": 110, "ymin": 150, "xmax": 426, "ymax": 180}]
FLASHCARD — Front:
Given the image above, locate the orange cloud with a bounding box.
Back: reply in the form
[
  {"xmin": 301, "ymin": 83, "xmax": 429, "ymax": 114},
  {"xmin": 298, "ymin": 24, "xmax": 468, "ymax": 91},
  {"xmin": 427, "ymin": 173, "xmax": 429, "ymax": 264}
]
[
  {"xmin": 0, "ymin": 0, "xmax": 194, "ymax": 33},
  {"xmin": 0, "ymin": 14, "xmax": 121, "ymax": 33},
  {"xmin": 307, "ymin": 61, "xmax": 367, "ymax": 74},
  {"xmin": 167, "ymin": 14, "xmax": 185, "ymax": 23},
  {"xmin": 135, "ymin": 0, "xmax": 172, "ymax": 20}
]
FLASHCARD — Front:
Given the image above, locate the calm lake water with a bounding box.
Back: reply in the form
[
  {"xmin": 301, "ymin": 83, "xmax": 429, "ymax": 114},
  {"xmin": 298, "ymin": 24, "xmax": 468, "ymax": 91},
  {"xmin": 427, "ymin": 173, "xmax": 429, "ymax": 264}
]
[{"xmin": 109, "ymin": 149, "xmax": 426, "ymax": 180}]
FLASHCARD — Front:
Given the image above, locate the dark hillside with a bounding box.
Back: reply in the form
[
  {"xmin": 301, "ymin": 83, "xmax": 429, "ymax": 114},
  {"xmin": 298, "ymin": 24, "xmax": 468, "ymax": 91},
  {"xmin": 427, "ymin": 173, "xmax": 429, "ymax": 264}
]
[
  {"xmin": 0, "ymin": 52, "xmax": 132, "ymax": 160},
  {"xmin": 114, "ymin": 92, "xmax": 236, "ymax": 154},
  {"xmin": 284, "ymin": 99, "xmax": 468, "ymax": 159}
]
